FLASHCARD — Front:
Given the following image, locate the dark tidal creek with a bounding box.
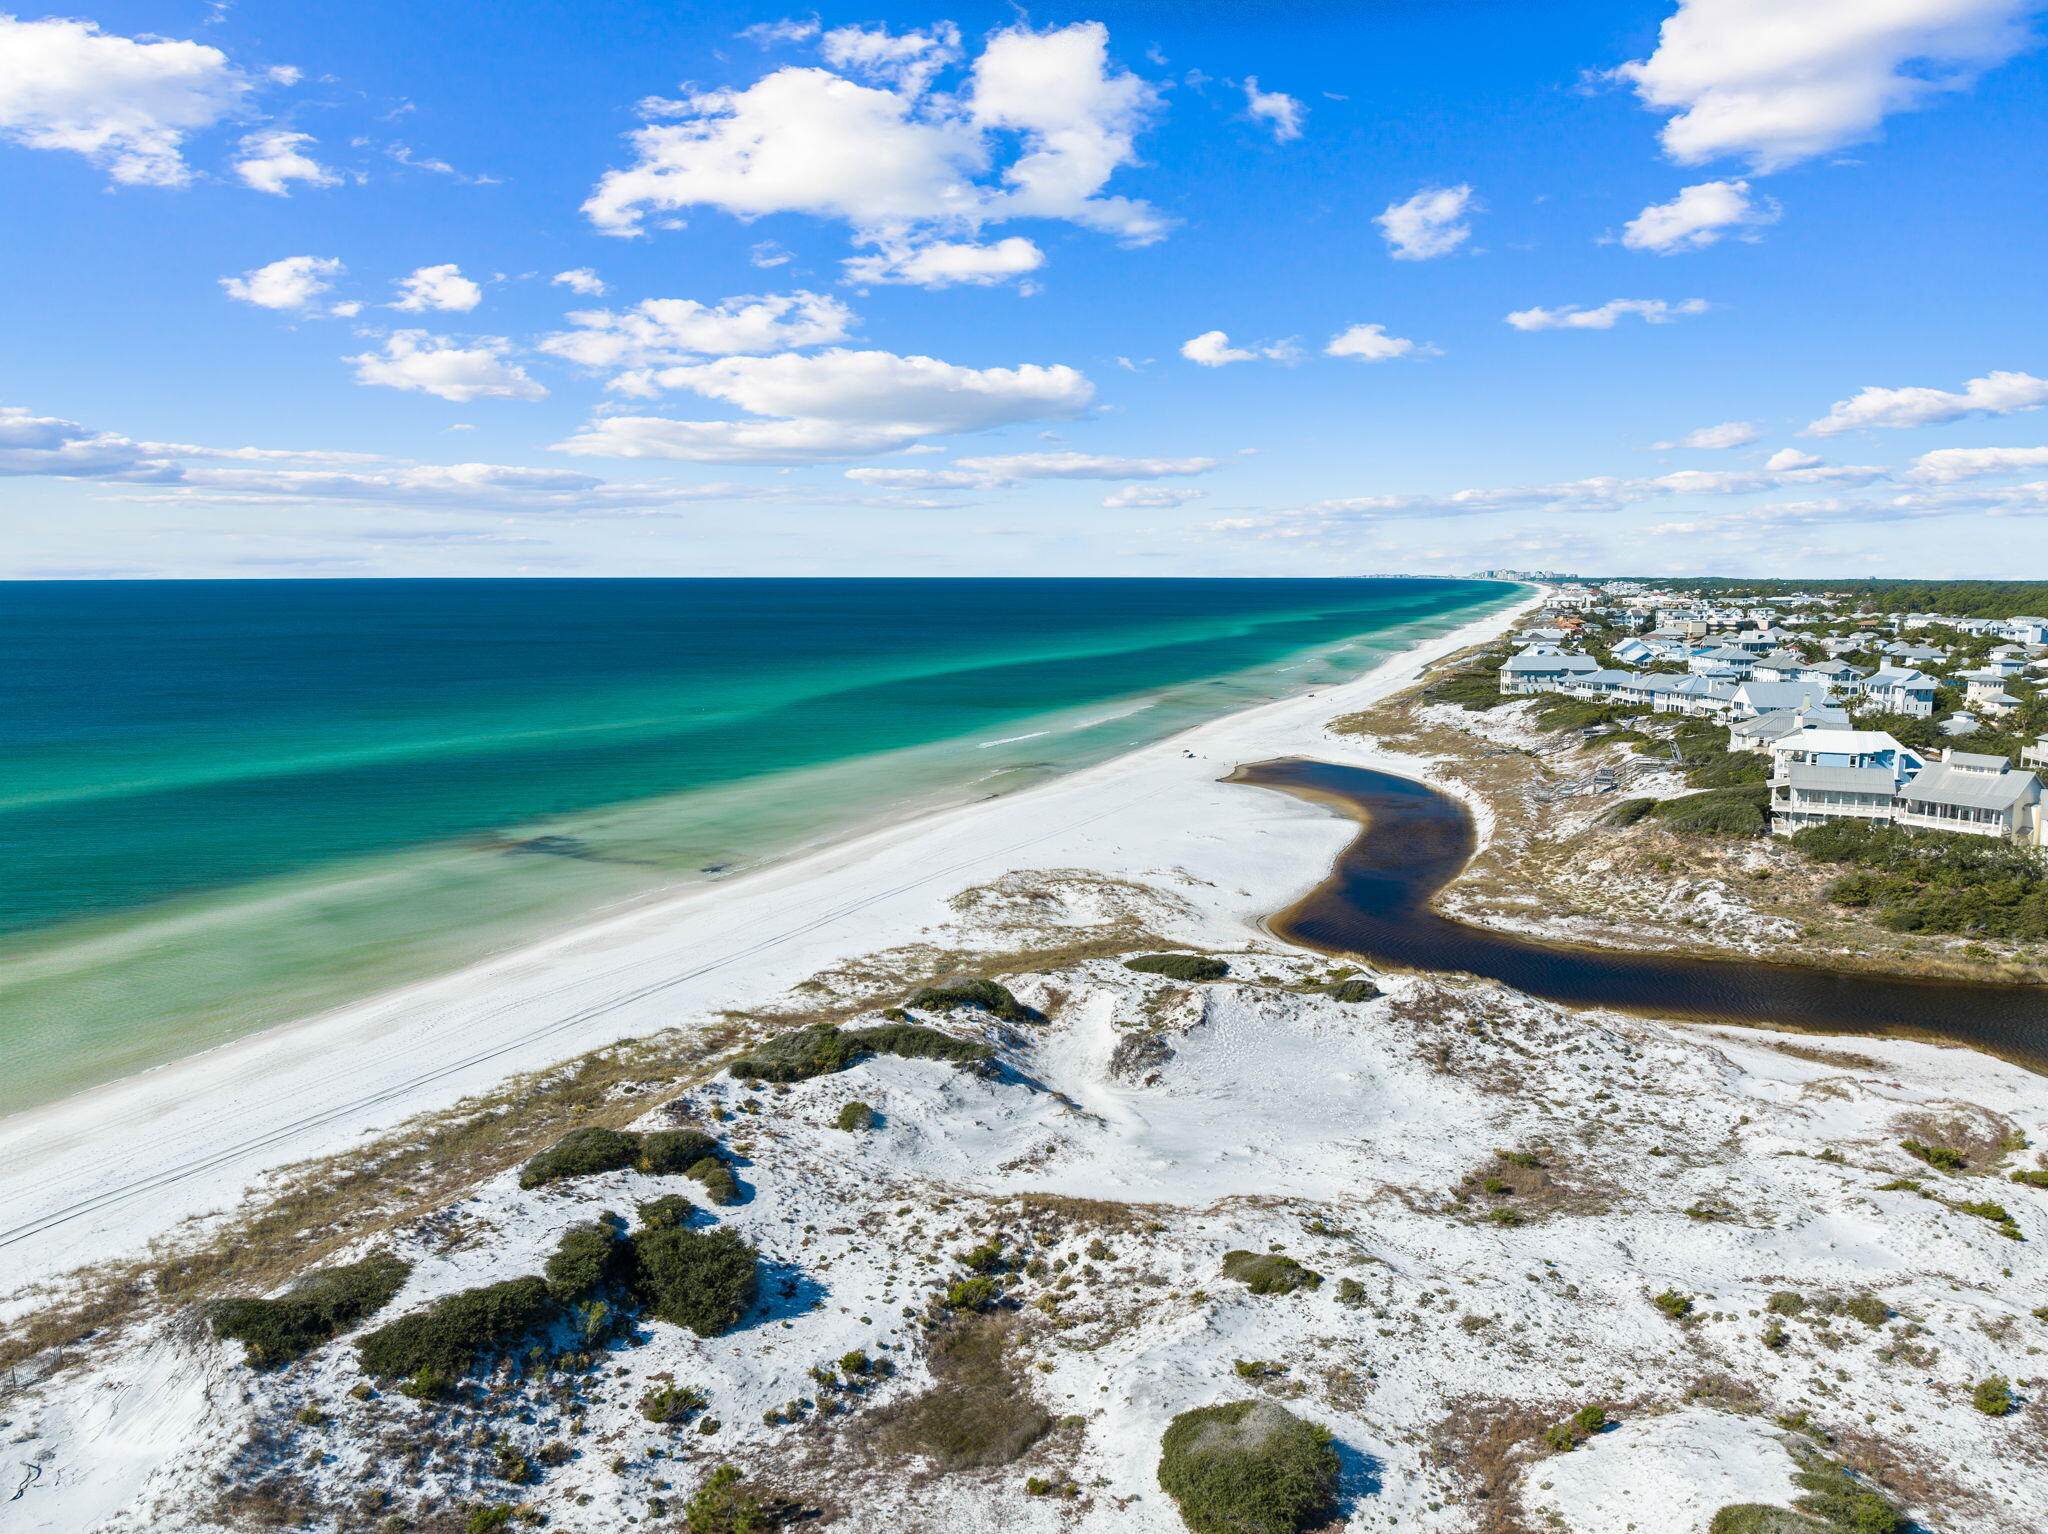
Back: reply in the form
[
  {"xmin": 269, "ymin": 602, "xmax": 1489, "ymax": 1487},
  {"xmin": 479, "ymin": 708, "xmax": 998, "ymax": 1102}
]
[{"xmin": 1233, "ymin": 758, "xmax": 2048, "ymax": 1074}]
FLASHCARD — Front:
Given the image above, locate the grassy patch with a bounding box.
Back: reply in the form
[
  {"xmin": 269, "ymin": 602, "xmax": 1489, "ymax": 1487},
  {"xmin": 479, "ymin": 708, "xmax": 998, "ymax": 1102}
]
[
  {"xmin": 868, "ymin": 1313, "xmax": 1050, "ymax": 1470},
  {"xmin": 726, "ymin": 1020, "xmax": 993, "ymax": 1083},
  {"xmin": 903, "ymin": 976, "xmax": 1036, "ymax": 1023}
]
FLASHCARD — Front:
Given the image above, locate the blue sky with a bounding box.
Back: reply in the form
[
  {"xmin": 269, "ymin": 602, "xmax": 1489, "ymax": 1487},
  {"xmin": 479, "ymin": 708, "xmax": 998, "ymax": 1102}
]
[{"xmin": 3, "ymin": 0, "xmax": 2046, "ymax": 578}]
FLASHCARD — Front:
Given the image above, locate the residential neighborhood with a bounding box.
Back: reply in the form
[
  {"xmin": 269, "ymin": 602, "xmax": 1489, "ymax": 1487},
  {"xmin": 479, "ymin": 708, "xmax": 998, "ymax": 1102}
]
[{"xmin": 1493, "ymin": 580, "xmax": 2048, "ymax": 844}]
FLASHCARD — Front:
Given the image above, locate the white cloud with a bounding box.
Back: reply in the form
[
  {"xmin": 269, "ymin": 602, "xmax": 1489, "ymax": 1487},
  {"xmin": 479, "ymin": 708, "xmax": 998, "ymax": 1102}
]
[
  {"xmin": 539, "ymin": 291, "xmax": 857, "ymax": 380},
  {"xmin": 1104, "ymin": 485, "xmax": 1204, "ymax": 508},
  {"xmin": 819, "ymin": 22, "xmax": 960, "ymax": 94},
  {"xmin": 1764, "ymin": 447, "xmax": 1822, "ymax": 470},
  {"xmin": 0, "ymin": 403, "xmax": 912, "ymax": 514},
  {"xmin": 1243, "ymin": 77, "xmax": 1304, "ymax": 141},
  {"xmin": 741, "ymin": 19, "xmax": 820, "ymax": 47},
  {"xmin": 1907, "ymin": 445, "xmax": 2048, "ymax": 482},
  {"xmin": 1656, "ymin": 419, "xmax": 1761, "ymax": 449},
  {"xmin": 845, "ymin": 450, "xmax": 1217, "ymax": 491},
  {"xmin": 956, "ymin": 451, "xmax": 1218, "ymax": 481},
  {"xmin": 1621, "ymin": 179, "xmax": 1778, "ymax": 252},
  {"xmin": 842, "ymin": 236, "xmax": 1044, "ymax": 287},
  {"xmin": 1325, "ymin": 323, "xmax": 1435, "ymax": 362},
  {"xmin": 1805, "ymin": 370, "xmax": 2048, "ymax": 435},
  {"xmin": 392, "ymin": 263, "xmax": 483, "ymax": 313},
  {"xmin": 231, "ymin": 129, "xmax": 335, "ymax": 196},
  {"xmin": 349, "ymin": 331, "xmax": 547, "ymax": 402},
  {"xmin": 1614, "ymin": 0, "xmax": 2033, "ymax": 172},
  {"xmin": 1180, "ymin": 331, "xmax": 1298, "ymax": 367},
  {"xmin": 1505, "ymin": 298, "xmax": 1709, "ymax": 331},
  {"xmin": 553, "ymin": 346, "xmax": 1094, "ymax": 464},
  {"xmin": 582, "ymin": 22, "xmax": 1164, "ymax": 274},
  {"xmin": 220, "ymin": 255, "xmax": 345, "ymax": 311},
  {"xmin": 551, "ymin": 267, "xmax": 607, "ymax": 296},
  {"xmin": 0, "ymin": 15, "xmax": 256, "ymax": 186},
  {"xmin": 1374, "ymin": 184, "xmax": 1477, "ymax": 261}
]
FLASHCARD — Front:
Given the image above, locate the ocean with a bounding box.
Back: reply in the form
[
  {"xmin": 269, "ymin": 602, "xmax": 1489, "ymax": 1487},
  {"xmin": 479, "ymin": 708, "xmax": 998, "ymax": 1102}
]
[{"xmin": 0, "ymin": 577, "xmax": 1513, "ymax": 1112}]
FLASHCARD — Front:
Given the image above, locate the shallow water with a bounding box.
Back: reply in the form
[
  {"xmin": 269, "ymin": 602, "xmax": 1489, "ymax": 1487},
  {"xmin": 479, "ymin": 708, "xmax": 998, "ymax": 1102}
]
[
  {"xmin": 1236, "ymin": 758, "xmax": 2048, "ymax": 1072},
  {"xmin": 0, "ymin": 577, "xmax": 1515, "ymax": 1111}
]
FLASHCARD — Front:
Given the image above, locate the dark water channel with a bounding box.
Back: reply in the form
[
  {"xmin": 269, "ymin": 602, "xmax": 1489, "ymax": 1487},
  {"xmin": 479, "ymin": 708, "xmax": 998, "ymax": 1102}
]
[{"xmin": 1234, "ymin": 758, "xmax": 2048, "ymax": 1073}]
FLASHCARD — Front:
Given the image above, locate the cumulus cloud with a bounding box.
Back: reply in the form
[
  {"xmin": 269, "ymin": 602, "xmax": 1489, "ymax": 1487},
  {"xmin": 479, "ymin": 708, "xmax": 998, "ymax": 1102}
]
[
  {"xmin": 1614, "ymin": 0, "xmax": 2033, "ymax": 171},
  {"xmin": 392, "ymin": 263, "xmax": 483, "ymax": 313},
  {"xmin": 1656, "ymin": 420, "xmax": 1761, "ymax": 449},
  {"xmin": 1505, "ymin": 298, "xmax": 1709, "ymax": 331},
  {"xmin": 0, "ymin": 14, "xmax": 257, "ymax": 186},
  {"xmin": 1374, "ymin": 185, "xmax": 1477, "ymax": 260},
  {"xmin": 1764, "ymin": 447, "xmax": 1823, "ymax": 470},
  {"xmin": 539, "ymin": 291, "xmax": 857, "ymax": 383},
  {"xmin": 1243, "ymin": 78, "xmax": 1304, "ymax": 141},
  {"xmin": 220, "ymin": 254, "xmax": 345, "ymax": 311},
  {"xmin": 1180, "ymin": 330, "xmax": 1297, "ymax": 367},
  {"xmin": 1325, "ymin": 323, "xmax": 1435, "ymax": 362},
  {"xmin": 819, "ymin": 21, "xmax": 960, "ymax": 94},
  {"xmin": 1621, "ymin": 179, "xmax": 1778, "ymax": 252},
  {"xmin": 1907, "ymin": 445, "xmax": 2048, "ymax": 482},
  {"xmin": 231, "ymin": 129, "xmax": 335, "ymax": 196},
  {"xmin": 1804, "ymin": 370, "xmax": 2048, "ymax": 435},
  {"xmin": 842, "ymin": 236, "xmax": 1044, "ymax": 287},
  {"xmin": 551, "ymin": 267, "xmax": 607, "ymax": 296},
  {"xmin": 1104, "ymin": 484, "xmax": 1205, "ymax": 508},
  {"xmin": 349, "ymin": 331, "xmax": 547, "ymax": 402},
  {"xmin": 552, "ymin": 346, "xmax": 1094, "ymax": 464},
  {"xmin": 582, "ymin": 22, "xmax": 1164, "ymax": 278}
]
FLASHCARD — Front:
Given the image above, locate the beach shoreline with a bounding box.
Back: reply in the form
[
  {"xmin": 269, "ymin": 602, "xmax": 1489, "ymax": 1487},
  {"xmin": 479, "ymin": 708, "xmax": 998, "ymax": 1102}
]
[{"xmin": 0, "ymin": 584, "xmax": 1538, "ymax": 1296}]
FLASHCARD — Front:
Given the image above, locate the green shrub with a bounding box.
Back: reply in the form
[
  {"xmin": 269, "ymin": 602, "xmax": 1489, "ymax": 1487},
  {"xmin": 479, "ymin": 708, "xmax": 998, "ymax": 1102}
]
[
  {"xmin": 520, "ymin": 1126, "xmax": 642, "ymax": 1189},
  {"xmin": 904, "ymin": 977, "xmax": 1035, "ymax": 1023},
  {"xmin": 636, "ymin": 1194, "xmax": 695, "ymax": 1231},
  {"xmin": 357, "ymin": 1277, "xmax": 556, "ymax": 1378},
  {"xmin": 641, "ymin": 1384, "xmax": 708, "ymax": 1424},
  {"xmin": 682, "ymin": 1465, "xmax": 761, "ymax": 1534},
  {"xmin": 1650, "ymin": 783, "xmax": 1770, "ymax": 837},
  {"xmin": 1765, "ymin": 1291, "xmax": 1806, "ymax": 1316},
  {"xmin": 686, "ymin": 1157, "xmax": 741, "ymax": 1206},
  {"xmin": 1843, "ymin": 1294, "xmax": 1891, "ymax": 1328},
  {"xmin": 1335, "ymin": 1278, "xmax": 1366, "ymax": 1307},
  {"xmin": 545, "ymin": 1219, "xmax": 626, "ymax": 1303},
  {"xmin": 2010, "ymin": 1168, "xmax": 2048, "ymax": 1188},
  {"xmin": 1788, "ymin": 1447, "xmax": 1905, "ymax": 1533},
  {"xmin": 208, "ymin": 1252, "xmax": 411, "ymax": 1368},
  {"xmin": 1902, "ymin": 1138, "xmax": 1967, "ymax": 1172},
  {"xmin": 1708, "ymin": 1507, "xmax": 1825, "ymax": 1534},
  {"xmin": 726, "ymin": 1024, "xmax": 865, "ymax": 1083},
  {"xmin": 1125, "ymin": 953, "xmax": 1231, "ymax": 982},
  {"xmin": 945, "ymin": 1275, "xmax": 1000, "ymax": 1310},
  {"xmin": 836, "ymin": 1100, "xmax": 876, "ymax": 1131},
  {"xmin": 1790, "ymin": 817, "xmax": 2048, "ymax": 940},
  {"xmin": 1652, "ymin": 1290, "xmax": 1694, "ymax": 1319},
  {"xmin": 1221, "ymin": 1250, "xmax": 1321, "ymax": 1295},
  {"xmin": 1324, "ymin": 978, "xmax": 1381, "ymax": 1003},
  {"xmin": 639, "ymin": 1129, "xmax": 719, "ymax": 1175},
  {"xmin": 1602, "ymin": 797, "xmax": 1657, "ymax": 828},
  {"xmin": 846, "ymin": 1022, "xmax": 994, "ymax": 1065},
  {"xmin": 1972, "ymin": 1374, "xmax": 2014, "ymax": 1416},
  {"xmin": 1543, "ymin": 1404, "xmax": 1608, "ymax": 1451},
  {"xmin": 632, "ymin": 1226, "xmax": 759, "ymax": 1337},
  {"xmin": 1156, "ymin": 1400, "xmax": 1339, "ymax": 1534},
  {"xmin": 464, "ymin": 1508, "xmax": 516, "ymax": 1534},
  {"xmin": 727, "ymin": 1021, "xmax": 992, "ymax": 1083}
]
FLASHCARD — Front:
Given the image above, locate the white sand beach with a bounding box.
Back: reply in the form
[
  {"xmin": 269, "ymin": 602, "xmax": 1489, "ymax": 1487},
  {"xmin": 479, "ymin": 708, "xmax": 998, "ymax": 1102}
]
[{"xmin": 0, "ymin": 588, "xmax": 1539, "ymax": 1300}]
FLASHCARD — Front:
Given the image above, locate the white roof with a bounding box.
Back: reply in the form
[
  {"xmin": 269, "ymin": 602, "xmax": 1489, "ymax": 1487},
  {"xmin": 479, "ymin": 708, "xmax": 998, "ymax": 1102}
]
[{"xmin": 1770, "ymin": 728, "xmax": 1910, "ymax": 756}]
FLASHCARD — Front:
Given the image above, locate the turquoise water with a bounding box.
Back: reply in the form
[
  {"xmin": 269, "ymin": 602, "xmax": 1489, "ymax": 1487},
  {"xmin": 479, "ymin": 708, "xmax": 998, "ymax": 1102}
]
[{"xmin": 0, "ymin": 577, "xmax": 1513, "ymax": 1111}]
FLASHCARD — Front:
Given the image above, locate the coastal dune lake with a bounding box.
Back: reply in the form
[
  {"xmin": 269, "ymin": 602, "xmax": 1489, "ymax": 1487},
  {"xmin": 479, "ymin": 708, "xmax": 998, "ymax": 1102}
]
[
  {"xmin": 0, "ymin": 576, "xmax": 1513, "ymax": 1113},
  {"xmin": 1237, "ymin": 758, "xmax": 2048, "ymax": 1072}
]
